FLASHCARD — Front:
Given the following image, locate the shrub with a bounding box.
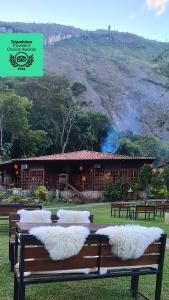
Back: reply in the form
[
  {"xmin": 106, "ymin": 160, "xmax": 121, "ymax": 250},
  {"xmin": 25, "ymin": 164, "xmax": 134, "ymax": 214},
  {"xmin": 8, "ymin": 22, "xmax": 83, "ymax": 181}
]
[
  {"xmin": 103, "ymin": 177, "xmax": 130, "ymax": 201},
  {"xmin": 0, "ymin": 191, "xmax": 6, "ymax": 201},
  {"xmin": 46, "ymin": 190, "xmax": 58, "ymax": 203},
  {"xmin": 103, "ymin": 180, "xmax": 121, "ymax": 201},
  {"xmin": 115, "ymin": 177, "xmax": 130, "ymax": 200},
  {"xmin": 5, "ymin": 194, "xmax": 23, "ymax": 203},
  {"xmin": 35, "ymin": 185, "xmax": 48, "ymax": 201},
  {"xmin": 150, "ymin": 175, "xmax": 167, "ymax": 198},
  {"xmin": 138, "ymin": 164, "xmax": 152, "ymax": 191},
  {"xmin": 26, "ymin": 187, "xmax": 36, "ymax": 198}
]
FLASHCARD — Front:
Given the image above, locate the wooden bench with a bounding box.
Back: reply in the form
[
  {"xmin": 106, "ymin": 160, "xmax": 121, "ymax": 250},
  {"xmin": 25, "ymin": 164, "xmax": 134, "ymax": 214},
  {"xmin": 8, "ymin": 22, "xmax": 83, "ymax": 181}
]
[
  {"xmin": 9, "ymin": 213, "xmax": 94, "ymax": 272},
  {"xmin": 129, "ymin": 205, "xmax": 156, "ymax": 220},
  {"xmin": 156, "ymin": 204, "xmax": 169, "ymax": 217},
  {"xmin": 14, "ymin": 232, "xmax": 166, "ymax": 300},
  {"xmin": 0, "ymin": 203, "xmax": 42, "ymax": 220},
  {"xmin": 111, "ymin": 203, "xmax": 132, "ymax": 218}
]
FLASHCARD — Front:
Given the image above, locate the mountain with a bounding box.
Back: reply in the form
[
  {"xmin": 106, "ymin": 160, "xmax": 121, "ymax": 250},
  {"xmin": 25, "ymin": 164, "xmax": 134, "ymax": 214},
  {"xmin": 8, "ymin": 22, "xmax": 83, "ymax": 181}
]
[{"xmin": 1, "ymin": 21, "xmax": 169, "ymax": 139}]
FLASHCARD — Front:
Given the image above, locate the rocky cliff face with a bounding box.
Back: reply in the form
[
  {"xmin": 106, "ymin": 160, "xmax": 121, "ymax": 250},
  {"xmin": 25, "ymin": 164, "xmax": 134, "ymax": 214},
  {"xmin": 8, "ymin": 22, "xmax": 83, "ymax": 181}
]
[
  {"xmin": 0, "ymin": 21, "xmax": 169, "ymax": 139},
  {"xmin": 0, "ymin": 21, "xmax": 83, "ymax": 45}
]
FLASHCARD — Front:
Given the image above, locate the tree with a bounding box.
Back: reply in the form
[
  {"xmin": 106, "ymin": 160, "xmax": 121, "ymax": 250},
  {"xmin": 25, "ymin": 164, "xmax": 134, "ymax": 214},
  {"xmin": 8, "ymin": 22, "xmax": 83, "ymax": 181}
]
[
  {"xmin": 0, "ymin": 83, "xmax": 46, "ymax": 159},
  {"xmin": 59, "ymin": 82, "xmax": 87, "ymax": 153},
  {"xmin": 138, "ymin": 164, "xmax": 152, "ymax": 192},
  {"xmin": 117, "ymin": 137, "xmax": 142, "ymax": 156},
  {"xmin": 0, "ymin": 85, "xmax": 30, "ymax": 156},
  {"xmin": 163, "ymin": 165, "xmax": 169, "ymax": 196},
  {"xmin": 70, "ymin": 112, "xmax": 110, "ymax": 151},
  {"xmin": 117, "ymin": 134, "xmax": 169, "ymax": 164},
  {"xmin": 12, "ymin": 75, "xmax": 87, "ymax": 153},
  {"xmin": 0, "ymin": 74, "xmax": 110, "ymax": 155},
  {"xmin": 9, "ymin": 74, "xmax": 110, "ymax": 154}
]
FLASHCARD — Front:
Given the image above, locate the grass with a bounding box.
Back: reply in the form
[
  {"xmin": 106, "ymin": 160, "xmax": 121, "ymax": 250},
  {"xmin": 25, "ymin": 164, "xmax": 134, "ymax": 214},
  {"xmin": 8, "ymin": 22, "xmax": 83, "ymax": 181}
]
[{"xmin": 0, "ymin": 203, "xmax": 169, "ymax": 300}]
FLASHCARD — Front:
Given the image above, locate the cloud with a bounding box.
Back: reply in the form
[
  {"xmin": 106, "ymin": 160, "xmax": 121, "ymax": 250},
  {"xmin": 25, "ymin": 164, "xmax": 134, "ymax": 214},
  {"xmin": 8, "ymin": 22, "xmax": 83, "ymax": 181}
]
[
  {"xmin": 146, "ymin": 0, "xmax": 169, "ymax": 16},
  {"xmin": 129, "ymin": 13, "xmax": 136, "ymax": 20}
]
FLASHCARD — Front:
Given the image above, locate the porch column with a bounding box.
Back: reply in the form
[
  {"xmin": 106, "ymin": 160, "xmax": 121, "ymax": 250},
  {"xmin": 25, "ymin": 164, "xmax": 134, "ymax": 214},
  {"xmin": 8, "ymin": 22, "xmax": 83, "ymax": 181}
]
[{"xmin": 1, "ymin": 170, "xmax": 4, "ymax": 186}]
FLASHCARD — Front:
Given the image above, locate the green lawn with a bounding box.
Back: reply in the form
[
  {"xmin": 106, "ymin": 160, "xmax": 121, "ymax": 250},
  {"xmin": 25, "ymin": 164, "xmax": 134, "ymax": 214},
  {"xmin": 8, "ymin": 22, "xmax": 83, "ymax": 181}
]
[{"xmin": 0, "ymin": 203, "xmax": 169, "ymax": 300}]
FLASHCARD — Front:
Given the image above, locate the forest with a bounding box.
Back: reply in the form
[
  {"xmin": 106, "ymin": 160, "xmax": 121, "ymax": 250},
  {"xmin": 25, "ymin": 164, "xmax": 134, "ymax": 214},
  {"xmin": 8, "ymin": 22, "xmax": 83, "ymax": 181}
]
[{"xmin": 0, "ymin": 74, "xmax": 110, "ymax": 159}]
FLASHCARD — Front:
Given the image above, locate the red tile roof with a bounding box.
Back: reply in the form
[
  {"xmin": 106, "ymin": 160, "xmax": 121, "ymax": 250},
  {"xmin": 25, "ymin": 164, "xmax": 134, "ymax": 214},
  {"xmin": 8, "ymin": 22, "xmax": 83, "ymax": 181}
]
[{"xmin": 16, "ymin": 150, "xmax": 155, "ymax": 162}]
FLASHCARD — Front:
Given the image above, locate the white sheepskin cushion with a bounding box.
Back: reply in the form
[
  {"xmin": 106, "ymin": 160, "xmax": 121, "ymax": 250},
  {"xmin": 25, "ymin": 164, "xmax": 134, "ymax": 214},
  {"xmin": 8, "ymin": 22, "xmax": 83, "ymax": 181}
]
[
  {"xmin": 29, "ymin": 225, "xmax": 89, "ymax": 260},
  {"xmin": 96, "ymin": 225, "xmax": 163, "ymax": 260},
  {"xmin": 57, "ymin": 209, "xmax": 90, "ymax": 223},
  {"xmin": 17, "ymin": 209, "xmax": 52, "ymax": 223}
]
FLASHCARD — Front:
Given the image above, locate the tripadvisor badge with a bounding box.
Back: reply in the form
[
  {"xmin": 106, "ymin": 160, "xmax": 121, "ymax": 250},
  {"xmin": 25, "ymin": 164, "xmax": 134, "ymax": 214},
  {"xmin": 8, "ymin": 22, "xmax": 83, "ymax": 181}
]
[
  {"xmin": 9, "ymin": 52, "xmax": 34, "ymax": 70},
  {"xmin": 0, "ymin": 33, "xmax": 43, "ymax": 76}
]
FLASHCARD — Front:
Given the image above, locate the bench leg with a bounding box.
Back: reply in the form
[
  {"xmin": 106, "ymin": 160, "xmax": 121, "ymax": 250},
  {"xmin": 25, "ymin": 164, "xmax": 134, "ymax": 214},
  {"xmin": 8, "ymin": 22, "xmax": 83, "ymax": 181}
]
[
  {"xmin": 119, "ymin": 208, "xmax": 121, "ymax": 218},
  {"xmin": 14, "ymin": 273, "xmax": 19, "ymax": 300},
  {"xmin": 9, "ymin": 241, "xmax": 11, "ymax": 261},
  {"xmin": 131, "ymin": 274, "xmax": 139, "ymax": 298},
  {"xmin": 155, "ymin": 273, "xmax": 162, "ymax": 300},
  {"xmin": 18, "ymin": 281, "xmax": 25, "ymax": 300},
  {"xmin": 10, "ymin": 244, "xmax": 15, "ymax": 272}
]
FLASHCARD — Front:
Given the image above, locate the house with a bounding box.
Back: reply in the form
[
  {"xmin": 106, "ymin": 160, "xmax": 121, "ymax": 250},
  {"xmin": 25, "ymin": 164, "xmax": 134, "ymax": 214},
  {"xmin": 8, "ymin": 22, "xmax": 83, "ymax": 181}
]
[{"xmin": 0, "ymin": 150, "xmax": 155, "ymax": 191}]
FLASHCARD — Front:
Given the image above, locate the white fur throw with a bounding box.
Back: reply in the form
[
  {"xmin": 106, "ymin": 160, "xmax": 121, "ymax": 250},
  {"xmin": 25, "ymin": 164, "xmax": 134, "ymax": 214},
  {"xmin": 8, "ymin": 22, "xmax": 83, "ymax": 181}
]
[
  {"xmin": 96, "ymin": 225, "xmax": 163, "ymax": 260},
  {"xmin": 29, "ymin": 226, "xmax": 89, "ymax": 260},
  {"xmin": 18, "ymin": 209, "xmax": 52, "ymax": 223},
  {"xmin": 57, "ymin": 209, "xmax": 90, "ymax": 223}
]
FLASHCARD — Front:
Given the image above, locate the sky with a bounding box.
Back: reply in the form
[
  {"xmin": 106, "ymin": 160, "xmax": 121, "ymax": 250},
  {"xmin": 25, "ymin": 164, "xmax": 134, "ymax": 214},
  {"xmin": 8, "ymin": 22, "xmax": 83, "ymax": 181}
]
[{"xmin": 0, "ymin": 0, "xmax": 169, "ymax": 41}]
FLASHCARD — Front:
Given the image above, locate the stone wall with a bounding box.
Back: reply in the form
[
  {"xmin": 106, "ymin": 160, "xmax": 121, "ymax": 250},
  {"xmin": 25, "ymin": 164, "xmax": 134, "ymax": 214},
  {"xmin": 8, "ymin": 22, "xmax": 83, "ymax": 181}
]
[{"xmin": 80, "ymin": 191, "xmax": 104, "ymax": 202}]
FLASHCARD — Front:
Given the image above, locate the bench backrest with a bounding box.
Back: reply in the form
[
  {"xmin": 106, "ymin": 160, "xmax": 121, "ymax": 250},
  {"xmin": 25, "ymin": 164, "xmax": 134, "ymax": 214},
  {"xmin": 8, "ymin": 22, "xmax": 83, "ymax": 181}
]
[
  {"xmin": 111, "ymin": 204, "xmax": 122, "ymax": 208},
  {"xmin": 19, "ymin": 234, "xmax": 166, "ymax": 275},
  {"xmin": 157, "ymin": 204, "xmax": 169, "ymax": 209},
  {"xmin": 21, "ymin": 235, "xmax": 99, "ymax": 273},
  {"xmin": 111, "ymin": 203, "xmax": 132, "ymax": 208},
  {"xmin": 0, "ymin": 204, "xmax": 42, "ymax": 217},
  {"xmin": 99, "ymin": 235, "xmax": 164, "ymax": 268},
  {"xmin": 136, "ymin": 205, "xmax": 155, "ymax": 213}
]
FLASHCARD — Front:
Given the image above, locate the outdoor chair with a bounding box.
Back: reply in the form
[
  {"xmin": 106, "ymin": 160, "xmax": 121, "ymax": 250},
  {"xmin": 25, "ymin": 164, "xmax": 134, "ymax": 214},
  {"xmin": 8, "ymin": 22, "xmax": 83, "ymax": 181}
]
[
  {"xmin": 129, "ymin": 205, "xmax": 156, "ymax": 220},
  {"xmin": 111, "ymin": 203, "xmax": 132, "ymax": 218}
]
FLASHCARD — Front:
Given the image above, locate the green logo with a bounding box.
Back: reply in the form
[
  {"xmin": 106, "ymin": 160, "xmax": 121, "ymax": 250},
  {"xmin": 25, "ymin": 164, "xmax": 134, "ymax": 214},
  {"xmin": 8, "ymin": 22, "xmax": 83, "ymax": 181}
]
[
  {"xmin": 9, "ymin": 52, "xmax": 34, "ymax": 69},
  {"xmin": 0, "ymin": 33, "xmax": 43, "ymax": 76}
]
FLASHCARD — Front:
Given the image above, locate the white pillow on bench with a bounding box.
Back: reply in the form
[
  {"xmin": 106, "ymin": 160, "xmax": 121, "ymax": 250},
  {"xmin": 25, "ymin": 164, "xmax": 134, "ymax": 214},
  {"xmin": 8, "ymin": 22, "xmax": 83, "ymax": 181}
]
[
  {"xmin": 17, "ymin": 209, "xmax": 52, "ymax": 223},
  {"xmin": 57, "ymin": 209, "xmax": 90, "ymax": 223}
]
